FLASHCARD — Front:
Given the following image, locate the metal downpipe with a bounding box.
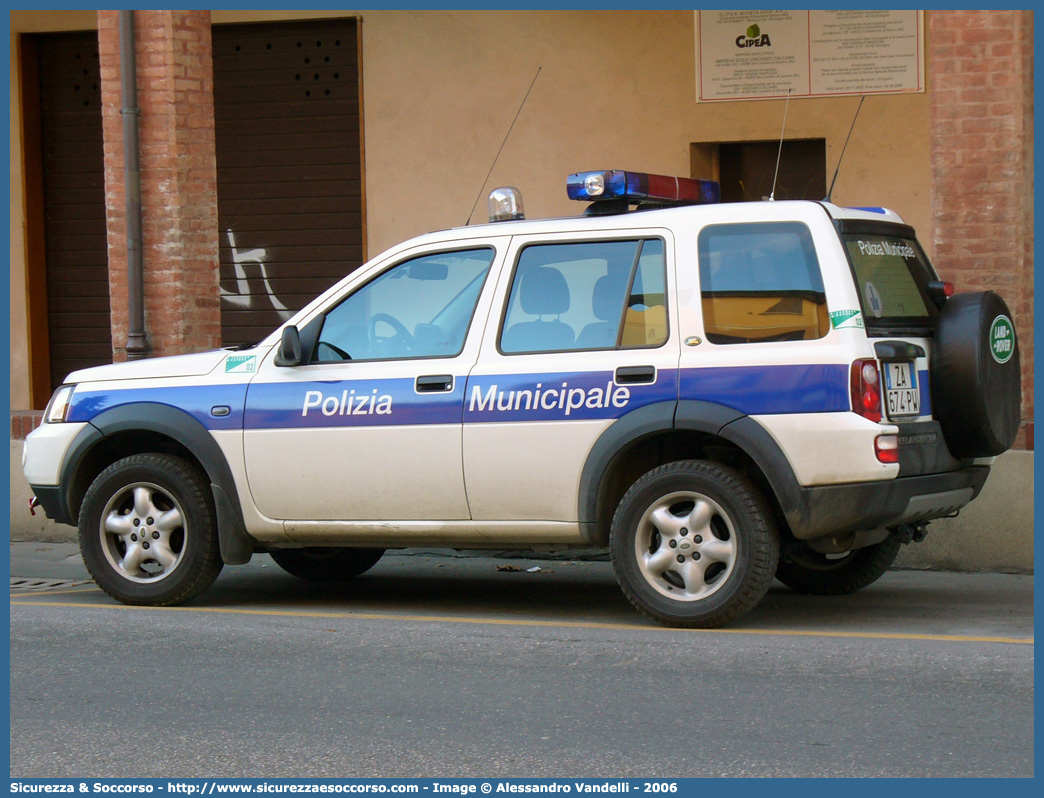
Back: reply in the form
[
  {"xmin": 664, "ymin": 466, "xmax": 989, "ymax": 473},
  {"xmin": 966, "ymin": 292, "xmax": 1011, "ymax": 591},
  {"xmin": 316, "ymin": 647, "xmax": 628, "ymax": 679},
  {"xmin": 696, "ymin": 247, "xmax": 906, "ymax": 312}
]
[{"xmin": 119, "ymin": 10, "xmax": 148, "ymax": 359}]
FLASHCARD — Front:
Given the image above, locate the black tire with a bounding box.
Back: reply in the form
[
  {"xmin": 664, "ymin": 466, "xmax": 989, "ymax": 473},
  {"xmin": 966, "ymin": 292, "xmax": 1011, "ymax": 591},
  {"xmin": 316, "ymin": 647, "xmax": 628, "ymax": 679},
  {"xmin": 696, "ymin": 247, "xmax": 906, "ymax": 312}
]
[
  {"xmin": 775, "ymin": 537, "xmax": 901, "ymax": 595},
  {"xmin": 78, "ymin": 453, "xmax": 223, "ymax": 606},
  {"xmin": 269, "ymin": 547, "xmax": 385, "ymax": 582},
  {"xmin": 930, "ymin": 290, "xmax": 1021, "ymax": 458},
  {"xmin": 610, "ymin": 460, "xmax": 779, "ymax": 628}
]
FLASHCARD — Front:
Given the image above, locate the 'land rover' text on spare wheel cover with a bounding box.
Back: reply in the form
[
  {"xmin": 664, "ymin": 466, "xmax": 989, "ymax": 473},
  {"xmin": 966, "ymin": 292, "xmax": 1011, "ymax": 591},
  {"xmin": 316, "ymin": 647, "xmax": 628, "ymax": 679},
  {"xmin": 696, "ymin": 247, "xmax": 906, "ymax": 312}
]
[{"xmin": 930, "ymin": 290, "xmax": 1021, "ymax": 458}]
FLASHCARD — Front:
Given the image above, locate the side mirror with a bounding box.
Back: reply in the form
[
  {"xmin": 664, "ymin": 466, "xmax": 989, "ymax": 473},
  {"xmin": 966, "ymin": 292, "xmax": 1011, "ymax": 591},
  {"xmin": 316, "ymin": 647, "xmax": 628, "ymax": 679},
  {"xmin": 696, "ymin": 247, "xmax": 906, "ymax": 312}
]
[{"xmin": 274, "ymin": 325, "xmax": 303, "ymax": 367}]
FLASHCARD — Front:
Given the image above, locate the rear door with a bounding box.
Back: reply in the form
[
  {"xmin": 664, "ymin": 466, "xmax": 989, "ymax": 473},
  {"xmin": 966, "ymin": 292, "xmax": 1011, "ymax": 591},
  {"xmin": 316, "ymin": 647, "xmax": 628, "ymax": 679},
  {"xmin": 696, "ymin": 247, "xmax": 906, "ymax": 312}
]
[{"xmin": 463, "ymin": 230, "xmax": 680, "ymax": 522}]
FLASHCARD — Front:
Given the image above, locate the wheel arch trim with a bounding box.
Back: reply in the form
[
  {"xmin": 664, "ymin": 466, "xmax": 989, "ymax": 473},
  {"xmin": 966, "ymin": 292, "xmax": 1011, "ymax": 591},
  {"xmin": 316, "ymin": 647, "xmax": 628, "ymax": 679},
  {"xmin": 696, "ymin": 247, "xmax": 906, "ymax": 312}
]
[
  {"xmin": 59, "ymin": 402, "xmax": 256, "ymax": 565},
  {"xmin": 577, "ymin": 401, "xmax": 677, "ymax": 537},
  {"xmin": 578, "ymin": 399, "xmax": 808, "ymax": 542}
]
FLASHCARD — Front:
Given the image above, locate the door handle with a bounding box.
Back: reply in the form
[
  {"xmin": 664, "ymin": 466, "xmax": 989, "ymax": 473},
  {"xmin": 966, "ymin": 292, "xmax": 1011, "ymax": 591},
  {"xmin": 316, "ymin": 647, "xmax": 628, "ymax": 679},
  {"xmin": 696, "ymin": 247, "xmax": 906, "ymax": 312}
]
[
  {"xmin": 615, "ymin": 366, "xmax": 656, "ymax": 385},
  {"xmin": 416, "ymin": 374, "xmax": 454, "ymax": 393}
]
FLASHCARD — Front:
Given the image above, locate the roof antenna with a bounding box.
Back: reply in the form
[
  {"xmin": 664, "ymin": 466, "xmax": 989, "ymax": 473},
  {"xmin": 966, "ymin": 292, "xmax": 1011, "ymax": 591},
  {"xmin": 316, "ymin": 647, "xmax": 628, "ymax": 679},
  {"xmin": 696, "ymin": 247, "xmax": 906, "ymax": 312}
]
[
  {"xmin": 466, "ymin": 66, "xmax": 542, "ymax": 225},
  {"xmin": 825, "ymin": 95, "xmax": 866, "ymax": 203},
  {"xmin": 768, "ymin": 89, "xmax": 792, "ymax": 202}
]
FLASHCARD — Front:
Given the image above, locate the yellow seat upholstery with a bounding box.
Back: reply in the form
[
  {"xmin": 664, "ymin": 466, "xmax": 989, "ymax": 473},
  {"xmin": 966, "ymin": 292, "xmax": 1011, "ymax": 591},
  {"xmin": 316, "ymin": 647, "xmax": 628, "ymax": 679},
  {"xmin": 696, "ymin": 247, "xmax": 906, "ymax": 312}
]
[{"xmin": 622, "ymin": 305, "xmax": 668, "ymax": 347}]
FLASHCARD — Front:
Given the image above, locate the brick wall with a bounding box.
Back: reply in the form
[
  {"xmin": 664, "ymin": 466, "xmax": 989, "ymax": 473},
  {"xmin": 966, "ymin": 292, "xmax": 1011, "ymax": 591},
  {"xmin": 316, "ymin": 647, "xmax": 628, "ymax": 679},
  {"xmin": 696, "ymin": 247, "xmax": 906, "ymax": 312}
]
[
  {"xmin": 98, "ymin": 10, "xmax": 221, "ymax": 361},
  {"xmin": 929, "ymin": 10, "xmax": 1034, "ymax": 449},
  {"xmin": 11, "ymin": 412, "xmax": 43, "ymax": 441}
]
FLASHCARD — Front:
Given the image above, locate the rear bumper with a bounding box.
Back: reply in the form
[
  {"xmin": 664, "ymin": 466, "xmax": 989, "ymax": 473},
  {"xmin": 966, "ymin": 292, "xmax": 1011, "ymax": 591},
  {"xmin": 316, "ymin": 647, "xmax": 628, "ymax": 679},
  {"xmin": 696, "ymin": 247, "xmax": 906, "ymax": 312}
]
[{"xmin": 787, "ymin": 466, "xmax": 990, "ymax": 540}]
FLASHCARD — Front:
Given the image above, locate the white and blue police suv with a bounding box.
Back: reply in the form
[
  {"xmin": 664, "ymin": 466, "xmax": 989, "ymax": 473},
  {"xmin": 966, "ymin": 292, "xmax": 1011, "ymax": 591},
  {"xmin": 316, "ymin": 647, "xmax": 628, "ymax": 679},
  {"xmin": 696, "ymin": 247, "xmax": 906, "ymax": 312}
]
[{"xmin": 23, "ymin": 170, "xmax": 1021, "ymax": 627}]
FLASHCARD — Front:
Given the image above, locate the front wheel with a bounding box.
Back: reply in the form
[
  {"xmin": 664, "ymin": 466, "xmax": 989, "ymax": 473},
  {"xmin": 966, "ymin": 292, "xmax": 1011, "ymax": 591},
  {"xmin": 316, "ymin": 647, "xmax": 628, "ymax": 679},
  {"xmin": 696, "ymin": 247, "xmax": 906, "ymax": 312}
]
[
  {"xmin": 78, "ymin": 454, "xmax": 223, "ymax": 606},
  {"xmin": 610, "ymin": 460, "xmax": 779, "ymax": 628},
  {"xmin": 775, "ymin": 537, "xmax": 902, "ymax": 595},
  {"xmin": 269, "ymin": 547, "xmax": 385, "ymax": 582}
]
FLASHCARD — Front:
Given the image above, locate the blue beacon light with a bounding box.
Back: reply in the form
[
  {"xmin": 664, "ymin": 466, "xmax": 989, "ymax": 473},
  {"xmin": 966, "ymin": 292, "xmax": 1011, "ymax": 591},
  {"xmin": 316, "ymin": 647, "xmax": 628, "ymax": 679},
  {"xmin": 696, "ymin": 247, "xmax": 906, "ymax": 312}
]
[{"xmin": 566, "ymin": 170, "xmax": 721, "ymax": 206}]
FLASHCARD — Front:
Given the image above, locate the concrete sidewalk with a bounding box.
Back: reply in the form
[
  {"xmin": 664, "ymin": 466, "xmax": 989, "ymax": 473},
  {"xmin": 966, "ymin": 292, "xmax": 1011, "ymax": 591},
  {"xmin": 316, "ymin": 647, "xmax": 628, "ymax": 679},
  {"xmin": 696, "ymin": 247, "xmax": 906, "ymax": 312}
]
[{"xmin": 10, "ymin": 442, "xmax": 1035, "ymax": 573}]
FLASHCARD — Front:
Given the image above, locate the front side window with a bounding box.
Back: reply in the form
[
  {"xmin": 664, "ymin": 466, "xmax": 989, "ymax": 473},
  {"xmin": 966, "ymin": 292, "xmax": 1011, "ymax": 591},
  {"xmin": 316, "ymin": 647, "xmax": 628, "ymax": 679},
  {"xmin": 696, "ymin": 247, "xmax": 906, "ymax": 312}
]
[
  {"xmin": 499, "ymin": 238, "xmax": 668, "ymax": 354},
  {"xmin": 315, "ymin": 248, "xmax": 494, "ymax": 362},
  {"xmin": 698, "ymin": 222, "xmax": 828, "ymax": 344}
]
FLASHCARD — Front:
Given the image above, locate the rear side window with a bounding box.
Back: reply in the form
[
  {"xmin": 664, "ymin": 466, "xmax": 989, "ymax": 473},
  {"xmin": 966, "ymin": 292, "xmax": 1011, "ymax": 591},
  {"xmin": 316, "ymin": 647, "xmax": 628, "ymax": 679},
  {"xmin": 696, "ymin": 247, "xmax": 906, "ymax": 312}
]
[
  {"xmin": 698, "ymin": 222, "xmax": 828, "ymax": 344},
  {"xmin": 840, "ymin": 227, "xmax": 938, "ymax": 332},
  {"xmin": 499, "ymin": 238, "xmax": 668, "ymax": 354}
]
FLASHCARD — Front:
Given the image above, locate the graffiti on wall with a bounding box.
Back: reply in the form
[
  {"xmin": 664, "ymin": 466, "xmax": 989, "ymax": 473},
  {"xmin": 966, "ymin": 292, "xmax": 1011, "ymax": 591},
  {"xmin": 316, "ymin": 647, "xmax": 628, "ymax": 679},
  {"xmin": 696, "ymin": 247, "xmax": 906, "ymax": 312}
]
[{"xmin": 221, "ymin": 229, "xmax": 293, "ymax": 320}]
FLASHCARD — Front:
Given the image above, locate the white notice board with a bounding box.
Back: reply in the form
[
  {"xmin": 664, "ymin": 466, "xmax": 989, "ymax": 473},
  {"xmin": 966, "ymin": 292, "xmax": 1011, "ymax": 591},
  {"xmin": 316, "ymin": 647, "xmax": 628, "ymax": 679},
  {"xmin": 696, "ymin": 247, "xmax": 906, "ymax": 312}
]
[{"xmin": 696, "ymin": 10, "xmax": 924, "ymax": 102}]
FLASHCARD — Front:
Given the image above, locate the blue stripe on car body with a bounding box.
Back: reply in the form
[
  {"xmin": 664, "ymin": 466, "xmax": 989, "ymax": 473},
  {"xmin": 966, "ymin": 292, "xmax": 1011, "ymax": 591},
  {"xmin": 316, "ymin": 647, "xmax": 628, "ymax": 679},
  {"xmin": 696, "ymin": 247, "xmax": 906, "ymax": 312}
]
[
  {"xmin": 67, "ymin": 363, "xmax": 858, "ymax": 431},
  {"xmin": 67, "ymin": 385, "xmax": 247, "ymax": 430},
  {"xmin": 244, "ymin": 377, "xmax": 463, "ymax": 429},
  {"xmin": 918, "ymin": 369, "xmax": 932, "ymax": 415},
  {"xmin": 678, "ymin": 364, "xmax": 850, "ymax": 415},
  {"xmin": 463, "ymin": 371, "xmax": 678, "ymax": 423}
]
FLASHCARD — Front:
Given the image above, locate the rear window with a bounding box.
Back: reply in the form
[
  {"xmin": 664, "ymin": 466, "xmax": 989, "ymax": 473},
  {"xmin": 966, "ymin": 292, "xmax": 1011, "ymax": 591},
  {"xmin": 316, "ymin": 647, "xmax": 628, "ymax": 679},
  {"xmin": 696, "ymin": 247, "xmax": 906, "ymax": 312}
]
[
  {"xmin": 698, "ymin": 222, "xmax": 829, "ymax": 345},
  {"xmin": 840, "ymin": 224, "xmax": 938, "ymax": 333}
]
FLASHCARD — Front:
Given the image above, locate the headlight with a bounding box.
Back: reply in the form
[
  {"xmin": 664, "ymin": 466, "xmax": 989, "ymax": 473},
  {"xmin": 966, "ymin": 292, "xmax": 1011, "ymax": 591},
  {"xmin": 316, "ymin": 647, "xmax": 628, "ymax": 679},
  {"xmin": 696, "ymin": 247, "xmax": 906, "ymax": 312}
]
[{"xmin": 44, "ymin": 385, "xmax": 75, "ymax": 423}]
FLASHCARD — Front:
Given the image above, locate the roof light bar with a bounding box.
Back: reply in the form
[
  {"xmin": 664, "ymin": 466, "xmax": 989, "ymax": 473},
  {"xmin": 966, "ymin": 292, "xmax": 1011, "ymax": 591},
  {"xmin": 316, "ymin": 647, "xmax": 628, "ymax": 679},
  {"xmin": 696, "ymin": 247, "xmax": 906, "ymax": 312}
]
[{"xmin": 566, "ymin": 170, "xmax": 720, "ymax": 206}]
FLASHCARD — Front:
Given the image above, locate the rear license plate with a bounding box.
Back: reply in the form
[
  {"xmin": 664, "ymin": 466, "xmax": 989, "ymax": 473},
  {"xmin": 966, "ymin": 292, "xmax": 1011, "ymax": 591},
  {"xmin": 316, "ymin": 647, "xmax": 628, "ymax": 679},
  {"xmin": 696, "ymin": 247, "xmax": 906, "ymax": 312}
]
[{"xmin": 883, "ymin": 362, "xmax": 920, "ymax": 418}]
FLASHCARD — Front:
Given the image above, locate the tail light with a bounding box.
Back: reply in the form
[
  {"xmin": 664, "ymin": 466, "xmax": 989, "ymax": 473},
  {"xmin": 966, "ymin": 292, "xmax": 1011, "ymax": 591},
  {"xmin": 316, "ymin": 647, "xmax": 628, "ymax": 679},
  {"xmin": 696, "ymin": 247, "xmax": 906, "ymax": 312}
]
[
  {"xmin": 926, "ymin": 280, "xmax": 955, "ymax": 309},
  {"xmin": 875, "ymin": 434, "xmax": 899, "ymax": 464},
  {"xmin": 850, "ymin": 358, "xmax": 882, "ymax": 423}
]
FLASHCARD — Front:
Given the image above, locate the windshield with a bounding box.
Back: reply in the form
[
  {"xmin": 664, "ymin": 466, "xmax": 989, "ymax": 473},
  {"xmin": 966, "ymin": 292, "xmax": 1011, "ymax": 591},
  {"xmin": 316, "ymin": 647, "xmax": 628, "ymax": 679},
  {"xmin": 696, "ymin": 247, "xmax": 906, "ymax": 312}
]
[{"xmin": 839, "ymin": 221, "xmax": 938, "ymax": 334}]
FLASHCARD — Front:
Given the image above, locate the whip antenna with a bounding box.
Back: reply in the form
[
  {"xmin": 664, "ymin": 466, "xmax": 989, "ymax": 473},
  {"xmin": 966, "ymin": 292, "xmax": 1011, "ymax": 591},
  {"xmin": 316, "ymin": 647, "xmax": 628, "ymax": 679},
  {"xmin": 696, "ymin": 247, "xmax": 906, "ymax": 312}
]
[
  {"xmin": 466, "ymin": 66, "xmax": 542, "ymax": 225},
  {"xmin": 769, "ymin": 89, "xmax": 792, "ymax": 202},
  {"xmin": 825, "ymin": 95, "xmax": 866, "ymax": 203}
]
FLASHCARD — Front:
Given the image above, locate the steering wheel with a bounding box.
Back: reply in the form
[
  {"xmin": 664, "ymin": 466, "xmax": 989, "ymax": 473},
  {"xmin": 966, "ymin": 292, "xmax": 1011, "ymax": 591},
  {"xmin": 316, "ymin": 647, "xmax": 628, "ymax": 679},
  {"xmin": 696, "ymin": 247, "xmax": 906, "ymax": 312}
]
[
  {"xmin": 315, "ymin": 340, "xmax": 352, "ymax": 362},
  {"xmin": 367, "ymin": 313, "xmax": 413, "ymax": 355}
]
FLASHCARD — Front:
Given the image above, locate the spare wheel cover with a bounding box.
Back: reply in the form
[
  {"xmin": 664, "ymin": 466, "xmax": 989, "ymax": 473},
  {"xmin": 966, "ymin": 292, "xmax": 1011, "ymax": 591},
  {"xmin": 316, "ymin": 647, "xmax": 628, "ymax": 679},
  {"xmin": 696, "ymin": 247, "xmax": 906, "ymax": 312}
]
[{"xmin": 929, "ymin": 290, "xmax": 1021, "ymax": 458}]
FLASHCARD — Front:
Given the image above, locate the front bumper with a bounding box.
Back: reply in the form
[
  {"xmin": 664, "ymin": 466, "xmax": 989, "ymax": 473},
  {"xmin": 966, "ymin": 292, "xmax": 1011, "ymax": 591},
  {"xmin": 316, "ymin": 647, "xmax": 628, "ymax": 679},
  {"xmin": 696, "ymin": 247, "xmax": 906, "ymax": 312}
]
[
  {"xmin": 22, "ymin": 421, "xmax": 88, "ymax": 486},
  {"xmin": 786, "ymin": 465, "xmax": 990, "ymax": 540},
  {"xmin": 27, "ymin": 484, "xmax": 72, "ymax": 525}
]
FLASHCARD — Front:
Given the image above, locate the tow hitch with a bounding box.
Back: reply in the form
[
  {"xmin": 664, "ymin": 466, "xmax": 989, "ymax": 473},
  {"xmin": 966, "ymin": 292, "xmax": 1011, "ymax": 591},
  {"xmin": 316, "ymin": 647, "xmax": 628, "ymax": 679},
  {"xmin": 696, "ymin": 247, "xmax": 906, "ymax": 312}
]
[
  {"xmin": 28, "ymin": 496, "xmax": 40, "ymax": 516},
  {"xmin": 891, "ymin": 521, "xmax": 928, "ymax": 545}
]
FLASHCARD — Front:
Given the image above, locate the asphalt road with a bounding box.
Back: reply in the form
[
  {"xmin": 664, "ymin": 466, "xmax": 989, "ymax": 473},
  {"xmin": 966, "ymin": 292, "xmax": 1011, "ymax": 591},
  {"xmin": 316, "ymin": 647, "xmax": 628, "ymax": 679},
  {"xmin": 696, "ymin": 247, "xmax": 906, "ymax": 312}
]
[{"xmin": 8, "ymin": 543, "xmax": 1035, "ymax": 778}]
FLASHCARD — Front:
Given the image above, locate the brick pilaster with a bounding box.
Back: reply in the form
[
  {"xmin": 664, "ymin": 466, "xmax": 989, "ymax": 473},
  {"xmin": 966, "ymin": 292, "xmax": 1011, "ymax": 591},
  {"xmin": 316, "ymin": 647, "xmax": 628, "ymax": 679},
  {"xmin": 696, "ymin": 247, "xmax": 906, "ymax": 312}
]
[
  {"xmin": 98, "ymin": 10, "xmax": 221, "ymax": 360},
  {"xmin": 11, "ymin": 411, "xmax": 44, "ymax": 441},
  {"xmin": 929, "ymin": 10, "xmax": 1034, "ymax": 448}
]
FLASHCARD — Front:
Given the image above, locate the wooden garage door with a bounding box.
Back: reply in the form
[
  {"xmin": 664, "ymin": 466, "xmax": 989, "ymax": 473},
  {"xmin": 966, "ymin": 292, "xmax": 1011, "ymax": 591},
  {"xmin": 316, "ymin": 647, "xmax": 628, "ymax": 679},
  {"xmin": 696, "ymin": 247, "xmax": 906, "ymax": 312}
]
[
  {"xmin": 36, "ymin": 32, "xmax": 111, "ymax": 391},
  {"xmin": 213, "ymin": 19, "xmax": 363, "ymax": 347}
]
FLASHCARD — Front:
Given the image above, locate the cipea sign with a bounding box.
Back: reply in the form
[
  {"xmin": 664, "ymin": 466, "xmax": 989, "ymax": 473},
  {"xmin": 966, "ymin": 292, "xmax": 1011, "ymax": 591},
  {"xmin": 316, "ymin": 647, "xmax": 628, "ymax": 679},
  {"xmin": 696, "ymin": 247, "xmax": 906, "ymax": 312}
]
[
  {"xmin": 697, "ymin": 10, "xmax": 924, "ymax": 102},
  {"xmin": 736, "ymin": 24, "xmax": 771, "ymax": 48}
]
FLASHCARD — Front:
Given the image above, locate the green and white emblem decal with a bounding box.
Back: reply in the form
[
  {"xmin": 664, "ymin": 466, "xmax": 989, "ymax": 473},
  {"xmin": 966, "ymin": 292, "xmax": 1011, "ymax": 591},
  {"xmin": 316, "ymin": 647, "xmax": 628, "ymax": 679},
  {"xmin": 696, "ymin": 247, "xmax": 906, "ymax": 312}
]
[
  {"xmin": 830, "ymin": 309, "xmax": 864, "ymax": 329},
  {"xmin": 989, "ymin": 315, "xmax": 1015, "ymax": 364},
  {"xmin": 225, "ymin": 354, "xmax": 257, "ymax": 373}
]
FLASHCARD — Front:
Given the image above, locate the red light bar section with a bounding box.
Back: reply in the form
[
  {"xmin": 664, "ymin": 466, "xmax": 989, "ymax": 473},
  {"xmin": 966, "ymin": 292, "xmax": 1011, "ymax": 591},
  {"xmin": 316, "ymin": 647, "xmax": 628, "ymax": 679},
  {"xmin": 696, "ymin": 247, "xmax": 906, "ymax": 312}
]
[
  {"xmin": 646, "ymin": 174, "xmax": 692, "ymax": 202},
  {"xmin": 642, "ymin": 173, "xmax": 720, "ymax": 204}
]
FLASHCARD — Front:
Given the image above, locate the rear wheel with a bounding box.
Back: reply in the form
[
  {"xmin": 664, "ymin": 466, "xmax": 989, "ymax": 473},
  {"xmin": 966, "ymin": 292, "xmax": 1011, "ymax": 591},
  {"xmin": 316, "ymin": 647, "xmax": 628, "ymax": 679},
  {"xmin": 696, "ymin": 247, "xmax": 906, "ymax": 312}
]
[
  {"xmin": 269, "ymin": 547, "xmax": 385, "ymax": 582},
  {"xmin": 78, "ymin": 453, "xmax": 223, "ymax": 606},
  {"xmin": 610, "ymin": 460, "xmax": 779, "ymax": 628},
  {"xmin": 775, "ymin": 537, "xmax": 901, "ymax": 595}
]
